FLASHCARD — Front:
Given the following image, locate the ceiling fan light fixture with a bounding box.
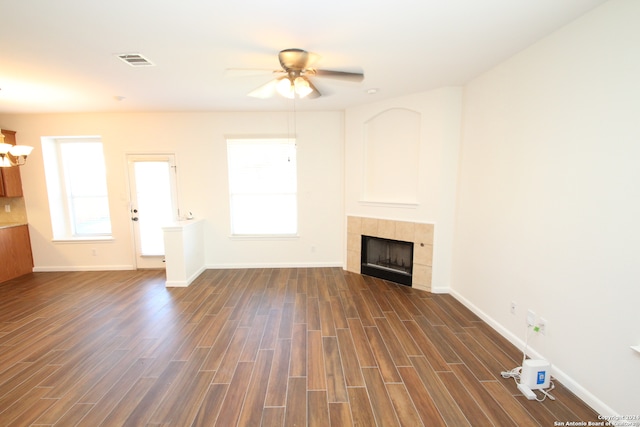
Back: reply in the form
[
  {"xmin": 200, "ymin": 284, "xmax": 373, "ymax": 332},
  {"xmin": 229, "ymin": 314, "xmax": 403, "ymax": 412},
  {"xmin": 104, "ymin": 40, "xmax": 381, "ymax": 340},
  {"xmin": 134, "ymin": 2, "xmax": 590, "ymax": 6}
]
[
  {"xmin": 275, "ymin": 76, "xmax": 313, "ymax": 99},
  {"xmin": 294, "ymin": 77, "xmax": 313, "ymax": 98},
  {"xmin": 276, "ymin": 77, "xmax": 295, "ymax": 99}
]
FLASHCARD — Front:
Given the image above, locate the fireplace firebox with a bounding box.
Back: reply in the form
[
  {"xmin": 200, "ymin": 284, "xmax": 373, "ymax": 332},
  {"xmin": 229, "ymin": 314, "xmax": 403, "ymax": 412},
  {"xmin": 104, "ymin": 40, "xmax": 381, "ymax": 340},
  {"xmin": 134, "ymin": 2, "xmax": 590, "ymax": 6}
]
[{"xmin": 361, "ymin": 235, "xmax": 414, "ymax": 286}]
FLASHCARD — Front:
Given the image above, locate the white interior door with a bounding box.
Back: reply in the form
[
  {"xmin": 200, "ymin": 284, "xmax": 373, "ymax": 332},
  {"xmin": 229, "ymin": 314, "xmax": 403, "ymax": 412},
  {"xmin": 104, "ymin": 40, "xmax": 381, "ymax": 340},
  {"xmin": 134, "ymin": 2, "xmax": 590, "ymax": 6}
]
[{"xmin": 127, "ymin": 154, "xmax": 178, "ymax": 269}]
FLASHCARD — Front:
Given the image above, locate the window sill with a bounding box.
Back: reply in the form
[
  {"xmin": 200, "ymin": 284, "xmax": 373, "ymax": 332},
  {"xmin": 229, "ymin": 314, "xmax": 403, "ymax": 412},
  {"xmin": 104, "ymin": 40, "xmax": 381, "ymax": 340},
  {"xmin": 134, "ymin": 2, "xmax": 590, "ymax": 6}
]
[
  {"xmin": 229, "ymin": 234, "xmax": 300, "ymax": 241},
  {"xmin": 358, "ymin": 200, "xmax": 419, "ymax": 208},
  {"xmin": 52, "ymin": 236, "xmax": 114, "ymax": 243}
]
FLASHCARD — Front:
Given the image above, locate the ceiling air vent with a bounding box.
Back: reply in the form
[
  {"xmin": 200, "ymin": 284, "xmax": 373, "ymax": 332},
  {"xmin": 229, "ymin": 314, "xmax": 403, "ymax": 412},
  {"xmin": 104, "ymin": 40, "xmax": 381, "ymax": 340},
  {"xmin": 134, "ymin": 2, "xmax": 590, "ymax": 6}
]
[{"xmin": 117, "ymin": 53, "xmax": 155, "ymax": 67}]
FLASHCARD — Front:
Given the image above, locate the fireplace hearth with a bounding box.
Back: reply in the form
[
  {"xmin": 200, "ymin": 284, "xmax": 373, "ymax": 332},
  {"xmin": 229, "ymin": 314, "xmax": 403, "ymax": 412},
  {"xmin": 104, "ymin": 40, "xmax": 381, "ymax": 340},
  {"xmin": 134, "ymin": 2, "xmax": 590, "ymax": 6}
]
[{"xmin": 361, "ymin": 235, "xmax": 414, "ymax": 286}]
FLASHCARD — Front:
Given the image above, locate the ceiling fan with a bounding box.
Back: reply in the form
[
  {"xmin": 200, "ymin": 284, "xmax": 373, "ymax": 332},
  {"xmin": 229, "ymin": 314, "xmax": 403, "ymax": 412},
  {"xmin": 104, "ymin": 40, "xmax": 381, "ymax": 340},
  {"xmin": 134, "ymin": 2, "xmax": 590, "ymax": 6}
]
[{"xmin": 229, "ymin": 48, "xmax": 364, "ymax": 100}]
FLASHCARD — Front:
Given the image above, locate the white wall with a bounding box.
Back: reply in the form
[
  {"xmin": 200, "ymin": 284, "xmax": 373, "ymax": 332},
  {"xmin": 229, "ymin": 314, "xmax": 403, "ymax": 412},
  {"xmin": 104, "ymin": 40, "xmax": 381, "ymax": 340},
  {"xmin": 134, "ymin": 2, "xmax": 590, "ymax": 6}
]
[
  {"xmin": 345, "ymin": 87, "xmax": 463, "ymax": 292},
  {"xmin": 3, "ymin": 1, "xmax": 636, "ymax": 416},
  {"xmin": 0, "ymin": 111, "xmax": 345, "ymax": 270},
  {"xmin": 453, "ymin": 0, "xmax": 640, "ymax": 415}
]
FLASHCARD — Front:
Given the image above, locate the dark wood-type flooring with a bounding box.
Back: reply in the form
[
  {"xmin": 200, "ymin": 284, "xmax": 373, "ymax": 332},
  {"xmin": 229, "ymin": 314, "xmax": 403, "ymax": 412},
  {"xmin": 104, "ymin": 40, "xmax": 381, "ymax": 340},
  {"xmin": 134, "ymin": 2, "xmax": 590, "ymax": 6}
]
[{"xmin": 0, "ymin": 268, "xmax": 599, "ymax": 426}]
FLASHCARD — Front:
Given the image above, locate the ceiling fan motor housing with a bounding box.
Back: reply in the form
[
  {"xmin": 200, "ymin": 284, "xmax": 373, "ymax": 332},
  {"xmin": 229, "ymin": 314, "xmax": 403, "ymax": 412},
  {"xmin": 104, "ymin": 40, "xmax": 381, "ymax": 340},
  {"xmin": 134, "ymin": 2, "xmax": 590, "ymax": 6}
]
[{"xmin": 278, "ymin": 48, "xmax": 311, "ymax": 72}]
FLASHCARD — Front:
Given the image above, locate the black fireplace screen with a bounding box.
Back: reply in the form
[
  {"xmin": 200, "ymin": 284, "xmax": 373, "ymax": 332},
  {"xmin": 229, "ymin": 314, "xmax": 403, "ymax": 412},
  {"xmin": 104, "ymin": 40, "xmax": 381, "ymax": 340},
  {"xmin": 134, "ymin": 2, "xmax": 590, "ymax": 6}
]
[{"xmin": 361, "ymin": 235, "xmax": 414, "ymax": 286}]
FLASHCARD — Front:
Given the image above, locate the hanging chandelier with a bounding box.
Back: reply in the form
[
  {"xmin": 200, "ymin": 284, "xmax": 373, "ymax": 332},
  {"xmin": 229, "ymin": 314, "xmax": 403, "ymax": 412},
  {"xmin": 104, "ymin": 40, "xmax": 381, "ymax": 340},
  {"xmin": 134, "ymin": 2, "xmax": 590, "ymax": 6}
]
[{"xmin": 0, "ymin": 133, "xmax": 33, "ymax": 167}]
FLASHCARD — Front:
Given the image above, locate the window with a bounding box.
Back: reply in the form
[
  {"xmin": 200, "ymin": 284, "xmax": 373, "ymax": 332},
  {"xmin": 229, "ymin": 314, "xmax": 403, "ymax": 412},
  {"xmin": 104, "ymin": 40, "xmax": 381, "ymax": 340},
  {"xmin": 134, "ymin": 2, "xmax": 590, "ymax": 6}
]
[
  {"xmin": 226, "ymin": 138, "xmax": 297, "ymax": 236},
  {"xmin": 42, "ymin": 136, "xmax": 112, "ymax": 240}
]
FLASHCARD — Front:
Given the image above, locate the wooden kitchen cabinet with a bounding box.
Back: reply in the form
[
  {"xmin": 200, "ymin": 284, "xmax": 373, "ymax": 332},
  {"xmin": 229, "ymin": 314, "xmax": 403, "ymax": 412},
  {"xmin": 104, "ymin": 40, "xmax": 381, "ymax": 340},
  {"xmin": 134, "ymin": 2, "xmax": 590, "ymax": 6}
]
[
  {"xmin": 0, "ymin": 129, "xmax": 24, "ymax": 197},
  {"xmin": 0, "ymin": 225, "xmax": 34, "ymax": 283}
]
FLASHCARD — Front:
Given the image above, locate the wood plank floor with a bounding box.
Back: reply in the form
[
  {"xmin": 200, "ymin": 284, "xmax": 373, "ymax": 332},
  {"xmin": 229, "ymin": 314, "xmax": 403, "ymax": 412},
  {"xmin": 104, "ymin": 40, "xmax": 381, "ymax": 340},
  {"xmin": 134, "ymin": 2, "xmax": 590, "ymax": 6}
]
[{"xmin": 0, "ymin": 268, "xmax": 600, "ymax": 426}]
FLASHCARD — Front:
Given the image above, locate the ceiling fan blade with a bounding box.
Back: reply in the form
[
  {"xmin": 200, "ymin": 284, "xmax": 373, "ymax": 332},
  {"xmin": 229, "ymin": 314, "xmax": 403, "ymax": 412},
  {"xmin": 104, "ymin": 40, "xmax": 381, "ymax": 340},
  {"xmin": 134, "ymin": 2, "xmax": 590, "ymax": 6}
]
[
  {"xmin": 311, "ymin": 69, "xmax": 364, "ymax": 82},
  {"xmin": 247, "ymin": 79, "xmax": 279, "ymax": 99},
  {"xmin": 305, "ymin": 79, "xmax": 321, "ymax": 99}
]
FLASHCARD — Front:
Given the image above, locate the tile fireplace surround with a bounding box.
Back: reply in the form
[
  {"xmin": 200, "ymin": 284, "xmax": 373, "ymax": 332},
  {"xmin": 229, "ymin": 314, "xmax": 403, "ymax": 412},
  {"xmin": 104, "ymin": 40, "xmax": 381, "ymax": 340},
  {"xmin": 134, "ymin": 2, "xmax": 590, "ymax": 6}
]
[{"xmin": 346, "ymin": 216, "xmax": 434, "ymax": 291}]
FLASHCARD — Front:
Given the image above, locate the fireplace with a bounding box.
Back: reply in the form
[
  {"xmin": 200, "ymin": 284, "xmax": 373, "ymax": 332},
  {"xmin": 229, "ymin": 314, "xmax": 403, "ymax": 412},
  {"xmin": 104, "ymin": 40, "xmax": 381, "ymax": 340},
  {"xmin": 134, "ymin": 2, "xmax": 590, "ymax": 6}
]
[
  {"xmin": 347, "ymin": 216, "xmax": 433, "ymax": 291},
  {"xmin": 361, "ymin": 235, "xmax": 414, "ymax": 286}
]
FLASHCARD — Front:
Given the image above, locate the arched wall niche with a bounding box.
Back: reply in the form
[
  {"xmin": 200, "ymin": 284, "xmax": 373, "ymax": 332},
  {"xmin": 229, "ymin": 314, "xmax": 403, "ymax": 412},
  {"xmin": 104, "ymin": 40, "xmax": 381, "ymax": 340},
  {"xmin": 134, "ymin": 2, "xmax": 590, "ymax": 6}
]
[{"xmin": 362, "ymin": 107, "xmax": 421, "ymax": 204}]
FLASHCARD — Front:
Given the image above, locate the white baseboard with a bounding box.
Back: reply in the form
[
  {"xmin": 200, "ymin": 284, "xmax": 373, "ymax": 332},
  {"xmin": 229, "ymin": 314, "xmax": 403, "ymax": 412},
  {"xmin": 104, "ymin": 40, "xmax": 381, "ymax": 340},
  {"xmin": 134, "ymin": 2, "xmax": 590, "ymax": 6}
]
[
  {"xmin": 206, "ymin": 262, "xmax": 344, "ymax": 269},
  {"xmin": 165, "ymin": 266, "xmax": 206, "ymax": 287},
  {"xmin": 165, "ymin": 280, "xmax": 188, "ymax": 287},
  {"xmin": 32, "ymin": 263, "xmax": 341, "ymax": 274},
  {"xmin": 449, "ymin": 289, "xmax": 617, "ymax": 417},
  {"xmin": 32, "ymin": 265, "xmax": 135, "ymax": 272}
]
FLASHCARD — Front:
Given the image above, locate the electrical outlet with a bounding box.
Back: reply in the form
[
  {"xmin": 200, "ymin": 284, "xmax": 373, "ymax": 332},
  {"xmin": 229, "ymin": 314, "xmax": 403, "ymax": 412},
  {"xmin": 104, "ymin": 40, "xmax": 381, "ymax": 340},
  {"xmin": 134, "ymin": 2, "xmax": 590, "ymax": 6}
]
[
  {"xmin": 4, "ymin": 204, "xmax": 10, "ymax": 213},
  {"xmin": 527, "ymin": 309, "xmax": 536, "ymax": 326},
  {"xmin": 91, "ymin": 248, "xmax": 97, "ymax": 256},
  {"xmin": 538, "ymin": 317, "xmax": 547, "ymax": 335},
  {"xmin": 510, "ymin": 301, "xmax": 517, "ymax": 315}
]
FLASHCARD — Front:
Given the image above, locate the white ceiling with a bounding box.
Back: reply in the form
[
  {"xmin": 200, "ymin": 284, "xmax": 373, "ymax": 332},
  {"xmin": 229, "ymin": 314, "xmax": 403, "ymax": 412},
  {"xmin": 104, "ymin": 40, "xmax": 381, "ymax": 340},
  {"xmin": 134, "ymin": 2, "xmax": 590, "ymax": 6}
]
[{"xmin": 0, "ymin": 0, "xmax": 608, "ymax": 113}]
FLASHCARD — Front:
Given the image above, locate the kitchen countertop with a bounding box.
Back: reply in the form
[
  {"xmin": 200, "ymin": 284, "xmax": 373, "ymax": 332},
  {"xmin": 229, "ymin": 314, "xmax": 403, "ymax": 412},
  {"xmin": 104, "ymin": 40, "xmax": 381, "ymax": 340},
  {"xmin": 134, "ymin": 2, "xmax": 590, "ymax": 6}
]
[{"xmin": 0, "ymin": 222, "xmax": 28, "ymax": 229}]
